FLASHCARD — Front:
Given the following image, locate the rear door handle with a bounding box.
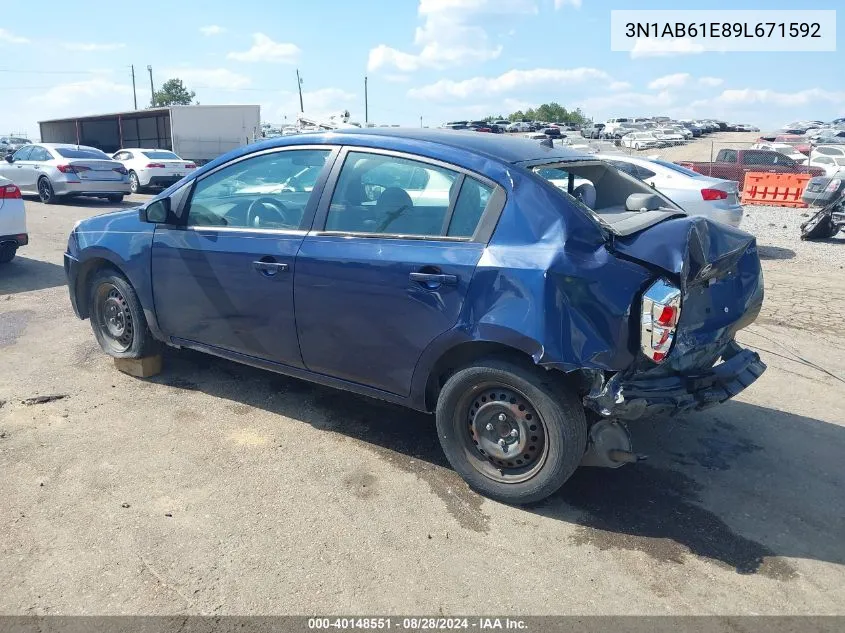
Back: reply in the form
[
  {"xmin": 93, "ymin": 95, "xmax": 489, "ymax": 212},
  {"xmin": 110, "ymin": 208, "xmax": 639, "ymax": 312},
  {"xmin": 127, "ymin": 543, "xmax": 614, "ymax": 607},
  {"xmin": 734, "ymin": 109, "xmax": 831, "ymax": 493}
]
[
  {"xmin": 252, "ymin": 260, "xmax": 289, "ymax": 276},
  {"xmin": 409, "ymin": 272, "xmax": 458, "ymax": 286}
]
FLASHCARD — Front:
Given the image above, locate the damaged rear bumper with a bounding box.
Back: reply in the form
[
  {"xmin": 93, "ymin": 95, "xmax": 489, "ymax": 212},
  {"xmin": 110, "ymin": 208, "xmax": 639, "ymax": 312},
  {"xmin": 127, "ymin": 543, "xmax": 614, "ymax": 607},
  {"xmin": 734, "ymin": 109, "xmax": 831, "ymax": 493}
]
[{"xmin": 584, "ymin": 341, "xmax": 766, "ymax": 420}]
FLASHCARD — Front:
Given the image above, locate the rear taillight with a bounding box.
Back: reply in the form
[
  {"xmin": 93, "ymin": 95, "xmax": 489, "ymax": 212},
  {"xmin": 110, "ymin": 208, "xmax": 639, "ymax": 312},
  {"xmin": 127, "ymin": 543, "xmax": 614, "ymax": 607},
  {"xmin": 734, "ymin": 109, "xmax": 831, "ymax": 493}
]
[
  {"xmin": 0, "ymin": 183, "xmax": 21, "ymax": 199},
  {"xmin": 113, "ymin": 166, "xmax": 128, "ymax": 175},
  {"xmin": 701, "ymin": 188, "xmax": 728, "ymax": 201},
  {"xmin": 56, "ymin": 164, "xmax": 89, "ymax": 174},
  {"xmin": 641, "ymin": 279, "xmax": 682, "ymax": 363},
  {"xmin": 146, "ymin": 163, "xmax": 166, "ymax": 168},
  {"xmin": 825, "ymin": 179, "xmax": 841, "ymax": 193},
  {"xmin": 185, "ymin": 163, "xmax": 197, "ymax": 169}
]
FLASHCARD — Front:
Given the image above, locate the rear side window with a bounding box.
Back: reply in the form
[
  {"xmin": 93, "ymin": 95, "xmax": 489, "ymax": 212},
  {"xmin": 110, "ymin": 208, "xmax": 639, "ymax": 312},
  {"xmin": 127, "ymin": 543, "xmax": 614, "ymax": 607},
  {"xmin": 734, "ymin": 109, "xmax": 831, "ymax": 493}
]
[
  {"xmin": 325, "ymin": 152, "xmax": 458, "ymax": 237},
  {"xmin": 447, "ymin": 178, "xmax": 493, "ymax": 237},
  {"xmin": 30, "ymin": 147, "xmax": 52, "ymax": 161},
  {"xmin": 55, "ymin": 147, "xmax": 110, "ymax": 159}
]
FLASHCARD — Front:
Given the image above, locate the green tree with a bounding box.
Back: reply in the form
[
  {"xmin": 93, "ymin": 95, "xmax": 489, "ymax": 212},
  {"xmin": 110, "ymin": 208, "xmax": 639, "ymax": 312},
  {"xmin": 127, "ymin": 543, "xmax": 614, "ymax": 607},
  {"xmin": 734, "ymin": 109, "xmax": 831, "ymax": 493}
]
[{"xmin": 152, "ymin": 78, "xmax": 196, "ymax": 107}]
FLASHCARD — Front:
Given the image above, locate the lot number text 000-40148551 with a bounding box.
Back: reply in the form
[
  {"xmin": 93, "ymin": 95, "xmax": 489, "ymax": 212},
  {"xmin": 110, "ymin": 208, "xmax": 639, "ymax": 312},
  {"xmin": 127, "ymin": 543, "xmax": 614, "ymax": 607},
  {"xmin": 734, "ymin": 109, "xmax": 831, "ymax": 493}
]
[{"xmin": 610, "ymin": 10, "xmax": 836, "ymax": 53}]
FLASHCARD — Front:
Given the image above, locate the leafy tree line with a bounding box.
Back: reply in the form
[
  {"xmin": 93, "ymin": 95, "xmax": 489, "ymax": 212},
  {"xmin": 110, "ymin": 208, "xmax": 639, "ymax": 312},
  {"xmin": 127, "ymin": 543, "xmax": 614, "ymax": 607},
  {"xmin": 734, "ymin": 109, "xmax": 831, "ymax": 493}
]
[
  {"xmin": 484, "ymin": 102, "xmax": 589, "ymax": 125},
  {"xmin": 152, "ymin": 78, "xmax": 197, "ymax": 107}
]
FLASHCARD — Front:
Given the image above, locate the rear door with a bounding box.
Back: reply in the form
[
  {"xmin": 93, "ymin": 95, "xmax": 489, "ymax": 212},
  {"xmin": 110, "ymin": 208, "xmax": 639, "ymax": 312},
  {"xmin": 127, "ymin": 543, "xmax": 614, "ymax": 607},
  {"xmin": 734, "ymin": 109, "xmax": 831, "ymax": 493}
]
[
  {"xmin": 294, "ymin": 148, "xmax": 504, "ymax": 396},
  {"xmin": 150, "ymin": 145, "xmax": 338, "ymax": 367}
]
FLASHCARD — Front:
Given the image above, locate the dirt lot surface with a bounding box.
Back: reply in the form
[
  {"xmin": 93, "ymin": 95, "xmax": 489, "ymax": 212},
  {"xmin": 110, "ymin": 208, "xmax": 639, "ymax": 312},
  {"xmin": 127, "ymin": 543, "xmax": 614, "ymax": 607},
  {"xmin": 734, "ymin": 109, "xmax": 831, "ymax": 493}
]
[{"xmin": 1, "ymin": 193, "xmax": 843, "ymax": 615}]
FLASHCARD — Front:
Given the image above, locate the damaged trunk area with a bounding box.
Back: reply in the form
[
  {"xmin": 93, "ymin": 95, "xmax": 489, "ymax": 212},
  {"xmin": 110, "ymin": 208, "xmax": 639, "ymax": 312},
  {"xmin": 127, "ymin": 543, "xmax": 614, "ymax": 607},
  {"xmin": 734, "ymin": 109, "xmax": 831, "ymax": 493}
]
[{"xmin": 584, "ymin": 215, "xmax": 766, "ymax": 421}]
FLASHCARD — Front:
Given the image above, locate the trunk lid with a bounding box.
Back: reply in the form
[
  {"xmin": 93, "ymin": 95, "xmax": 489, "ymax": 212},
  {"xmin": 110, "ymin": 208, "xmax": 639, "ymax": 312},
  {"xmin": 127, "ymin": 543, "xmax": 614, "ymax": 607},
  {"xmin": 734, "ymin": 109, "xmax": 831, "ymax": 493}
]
[
  {"xmin": 611, "ymin": 216, "xmax": 764, "ymax": 372},
  {"xmin": 70, "ymin": 159, "xmax": 124, "ymax": 181}
]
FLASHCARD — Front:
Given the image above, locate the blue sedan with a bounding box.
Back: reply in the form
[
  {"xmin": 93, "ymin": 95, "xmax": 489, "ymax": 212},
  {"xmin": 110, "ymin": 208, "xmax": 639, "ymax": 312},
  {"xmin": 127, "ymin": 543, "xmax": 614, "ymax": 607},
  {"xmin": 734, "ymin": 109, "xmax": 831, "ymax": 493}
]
[{"xmin": 64, "ymin": 129, "xmax": 765, "ymax": 504}]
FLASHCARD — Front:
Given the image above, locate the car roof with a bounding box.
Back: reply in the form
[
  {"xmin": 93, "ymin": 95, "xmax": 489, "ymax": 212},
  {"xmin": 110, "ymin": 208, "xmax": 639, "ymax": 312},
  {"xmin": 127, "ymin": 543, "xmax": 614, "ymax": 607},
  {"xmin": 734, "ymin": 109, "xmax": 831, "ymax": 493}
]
[
  {"xmin": 306, "ymin": 128, "xmax": 592, "ymax": 164},
  {"xmin": 118, "ymin": 148, "xmax": 173, "ymax": 152}
]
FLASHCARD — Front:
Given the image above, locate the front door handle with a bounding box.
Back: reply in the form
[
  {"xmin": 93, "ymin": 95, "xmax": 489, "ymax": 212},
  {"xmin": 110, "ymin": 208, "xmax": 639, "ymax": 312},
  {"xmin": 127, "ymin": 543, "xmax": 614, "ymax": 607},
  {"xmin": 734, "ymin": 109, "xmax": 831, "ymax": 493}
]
[
  {"xmin": 252, "ymin": 260, "xmax": 289, "ymax": 276},
  {"xmin": 409, "ymin": 272, "xmax": 458, "ymax": 286}
]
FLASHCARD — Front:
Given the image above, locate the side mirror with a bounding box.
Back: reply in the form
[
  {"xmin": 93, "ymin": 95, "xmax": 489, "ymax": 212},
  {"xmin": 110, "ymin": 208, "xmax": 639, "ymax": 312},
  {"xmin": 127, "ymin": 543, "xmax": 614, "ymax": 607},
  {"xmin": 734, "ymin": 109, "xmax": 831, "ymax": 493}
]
[{"xmin": 139, "ymin": 197, "xmax": 171, "ymax": 224}]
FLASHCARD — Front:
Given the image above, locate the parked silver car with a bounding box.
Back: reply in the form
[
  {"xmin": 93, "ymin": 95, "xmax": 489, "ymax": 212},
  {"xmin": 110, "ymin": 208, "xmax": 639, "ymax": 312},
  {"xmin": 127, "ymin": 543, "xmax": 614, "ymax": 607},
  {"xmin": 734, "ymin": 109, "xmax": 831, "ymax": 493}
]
[{"xmin": 0, "ymin": 143, "xmax": 130, "ymax": 204}]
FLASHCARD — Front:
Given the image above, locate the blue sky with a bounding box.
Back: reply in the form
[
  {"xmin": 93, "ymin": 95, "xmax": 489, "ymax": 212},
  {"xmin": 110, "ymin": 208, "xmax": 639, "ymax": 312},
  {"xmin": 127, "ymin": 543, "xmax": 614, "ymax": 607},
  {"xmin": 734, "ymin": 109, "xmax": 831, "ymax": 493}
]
[{"xmin": 2, "ymin": 0, "xmax": 842, "ymax": 138}]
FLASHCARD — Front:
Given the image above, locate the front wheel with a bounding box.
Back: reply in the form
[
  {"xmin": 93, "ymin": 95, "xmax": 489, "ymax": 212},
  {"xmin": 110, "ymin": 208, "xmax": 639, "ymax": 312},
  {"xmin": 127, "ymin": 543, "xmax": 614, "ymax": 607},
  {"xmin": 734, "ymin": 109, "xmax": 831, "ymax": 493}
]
[
  {"xmin": 435, "ymin": 359, "xmax": 587, "ymax": 505},
  {"xmin": 88, "ymin": 269, "xmax": 158, "ymax": 358}
]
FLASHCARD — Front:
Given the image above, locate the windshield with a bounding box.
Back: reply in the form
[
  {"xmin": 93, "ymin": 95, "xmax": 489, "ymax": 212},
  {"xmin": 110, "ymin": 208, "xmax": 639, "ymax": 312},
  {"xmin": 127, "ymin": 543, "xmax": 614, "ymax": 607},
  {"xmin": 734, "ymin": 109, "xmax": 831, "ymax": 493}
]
[
  {"xmin": 55, "ymin": 147, "xmax": 110, "ymax": 159},
  {"xmin": 142, "ymin": 150, "xmax": 181, "ymax": 160}
]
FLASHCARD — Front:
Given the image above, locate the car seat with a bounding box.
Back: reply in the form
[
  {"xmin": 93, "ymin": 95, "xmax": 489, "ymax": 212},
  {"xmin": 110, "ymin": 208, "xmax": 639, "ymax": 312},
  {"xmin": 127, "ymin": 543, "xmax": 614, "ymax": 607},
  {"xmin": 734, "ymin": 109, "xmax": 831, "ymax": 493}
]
[{"xmin": 572, "ymin": 182, "xmax": 596, "ymax": 209}]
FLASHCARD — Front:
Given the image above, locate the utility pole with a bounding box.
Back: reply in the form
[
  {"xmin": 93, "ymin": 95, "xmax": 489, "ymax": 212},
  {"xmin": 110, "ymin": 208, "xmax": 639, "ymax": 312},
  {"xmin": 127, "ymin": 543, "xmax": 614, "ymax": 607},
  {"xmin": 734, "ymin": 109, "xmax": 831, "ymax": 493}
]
[
  {"xmin": 364, "ymin": 76, "xmax": 368, "ymax": 124},
  {"xmin": 296, "ymin": 69, "xmax": 304, "ymax": 113},
  {"xmin": 147, "ymin": 65, "xmax": 154, "ymax": 107},
  {"xmin": 131, "ymin": 65, "xmax": 138, "ymax": 110},
  {"xmin": 420, "ymin": 116, "xmax": 423, "ymax": 128}
]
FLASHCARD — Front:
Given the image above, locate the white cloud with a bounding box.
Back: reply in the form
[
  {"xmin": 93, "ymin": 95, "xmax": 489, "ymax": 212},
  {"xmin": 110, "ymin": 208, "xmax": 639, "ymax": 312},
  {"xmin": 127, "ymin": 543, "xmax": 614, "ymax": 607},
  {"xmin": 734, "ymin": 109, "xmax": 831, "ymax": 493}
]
[
  {"xmin": 61, "ymin": 42, "xmax": 126, "ymax": 52},
  {"xmin": 367, "ymin": 0, "xmax": 536, "ymax": 72},
  {"xmin": 200, "ymin": 25, "xmax": 226, "ymax": 36},
  {"xmin": 554, "ymin": 0, "xmax": 582, "ymax": 8},
  {"xmin": 383, "ymin": 74, "xmax": 412, "ymax": 83},
  {"xmin": 706, "ymin": 88, "xmax": 845, "ymax": 108},
  {"xmin": 409, "ymin": 67, "xmax": 610, "ymax": 100},
  {"xmin": 698, "ymin": 76, "xmax": 724, "ymax": 87},
  {"xmin": 608, "ymin": 81, "xmax": 631, "ymax": 91},
  {"xmin": 647, "ymin": 73, "xmax": 690, "ymax": 90},
  {"xmin": 32, "ymin": 78, "xmax": 133, "ymax": 108},
  {"xmin": 630, "ymin": 37, "xmax": 705, "ymax": 58},
  {"xmin": 161, "ymin": 67, "xmax": 251, "ymax": 90},
  {"xmin": 0, "ymin": 28, "xmax": 29, "ymax": 44},
  {"xmin": 227, "ymin": 33, "xmax": 300, "ymax": 63},
  {"xmin": 276, "ymin": 87, "xmax": 357, "ymax": 122}
]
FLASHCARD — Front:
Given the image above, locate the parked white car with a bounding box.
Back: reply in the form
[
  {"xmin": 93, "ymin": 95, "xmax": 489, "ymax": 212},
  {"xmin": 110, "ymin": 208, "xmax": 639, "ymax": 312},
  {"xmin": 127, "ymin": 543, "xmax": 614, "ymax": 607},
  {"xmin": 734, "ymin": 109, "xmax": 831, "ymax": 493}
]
[
  {"xmin": 111, "ymin": 148, "xmax": 197, "ymax": 193},
  {"xmin": 652, "ymin": 128, "xmax": 686, "ymax": 145},
  {"xmin": 0, "ymin": 175, "xmax": 27, "ymax": 263},
  {"xmin": 808, "ymin": 146, "xmax": 845, "ymax": 176},
  {"xmin": 600, "ymin": 154, "xmax": 743, "ymax": 227},
  {"xmin": 507, "ymin": 121, "xmax": 532, "ymax": 133},
  {"xmin": 751, "ymin": 142, "xmax": 808, "ymax": 165},
  {"xmin": 621, "ymin": 132, "xmax": 661, "ymax": 150}
]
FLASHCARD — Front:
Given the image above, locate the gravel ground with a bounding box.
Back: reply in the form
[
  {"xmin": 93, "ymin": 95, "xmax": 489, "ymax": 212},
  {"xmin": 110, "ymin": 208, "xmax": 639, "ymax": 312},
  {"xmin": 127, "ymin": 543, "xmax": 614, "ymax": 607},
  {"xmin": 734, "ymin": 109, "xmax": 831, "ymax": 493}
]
[{"xmin": 740, "ymin": 204, "xmax": 845, "ymax": 268}]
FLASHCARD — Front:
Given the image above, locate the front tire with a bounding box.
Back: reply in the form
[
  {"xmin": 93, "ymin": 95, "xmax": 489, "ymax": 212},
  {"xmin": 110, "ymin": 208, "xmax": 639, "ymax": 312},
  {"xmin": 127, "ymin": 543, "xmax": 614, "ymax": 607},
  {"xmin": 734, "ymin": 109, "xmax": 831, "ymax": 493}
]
[
  {"xmin": 0, "ymin": 243, "xmax": 17, "ymax": 264},
  {"xmin": 38, "ymin": 177, "xmax": 57, "ymax": 204},
  {"xmin": 88, "ymin": 269, "xmax": 158, "ymax": 359},
  {"xmin": 435, "ymin": 359, "xmax": 587, "ymax": 505}
]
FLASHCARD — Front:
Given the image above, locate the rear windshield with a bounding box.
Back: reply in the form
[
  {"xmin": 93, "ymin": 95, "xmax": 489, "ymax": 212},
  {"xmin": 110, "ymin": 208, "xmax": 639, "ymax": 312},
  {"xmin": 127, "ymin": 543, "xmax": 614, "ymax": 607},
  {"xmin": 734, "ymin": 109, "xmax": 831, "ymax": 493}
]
[
  {"xmin": 652, "ymin": 159, "xmax": 707, "ymax": 178},
  {"xmin": 142, "ymin": 150, "xmax": 180, "ymax": 159},
  {"xmin": 55, "ymin": 147, "xmax": 110, "ymax": 159},
  {"xmin": 532, "ymin": 160, "xmax": 684, "ymax": 236}
]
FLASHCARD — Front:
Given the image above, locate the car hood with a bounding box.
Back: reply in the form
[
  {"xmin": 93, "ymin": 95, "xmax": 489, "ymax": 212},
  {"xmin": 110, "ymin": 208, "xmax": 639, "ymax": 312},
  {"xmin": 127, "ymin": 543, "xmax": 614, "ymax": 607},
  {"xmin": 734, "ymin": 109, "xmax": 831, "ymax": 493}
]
[{"xmin": 75, "ymin": 207, "xmax": 148, "ymax": 234}]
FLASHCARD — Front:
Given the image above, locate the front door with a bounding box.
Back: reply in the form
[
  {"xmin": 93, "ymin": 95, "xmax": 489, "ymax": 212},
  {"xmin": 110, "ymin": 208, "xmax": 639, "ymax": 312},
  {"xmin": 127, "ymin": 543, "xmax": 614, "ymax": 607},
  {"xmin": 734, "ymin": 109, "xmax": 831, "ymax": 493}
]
[
  {"xmin": 295, "ymin": 149, "xmax": 499, "ymax": 396},
  {"xmin": 3, "ymin": 146, "xmax": 35, "ymax": 192},
  {"xmin": 151, "ymin": 146, "xmax": 336, "ymax": 367}
]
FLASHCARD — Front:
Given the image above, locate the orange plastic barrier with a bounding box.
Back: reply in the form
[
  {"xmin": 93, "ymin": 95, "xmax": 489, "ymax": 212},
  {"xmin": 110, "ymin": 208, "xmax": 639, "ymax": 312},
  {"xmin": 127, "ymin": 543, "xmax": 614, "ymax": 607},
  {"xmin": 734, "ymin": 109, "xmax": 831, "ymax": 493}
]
[{"xmin": 740, "ymin": 172, "xmax": 812, "ymax": 208}]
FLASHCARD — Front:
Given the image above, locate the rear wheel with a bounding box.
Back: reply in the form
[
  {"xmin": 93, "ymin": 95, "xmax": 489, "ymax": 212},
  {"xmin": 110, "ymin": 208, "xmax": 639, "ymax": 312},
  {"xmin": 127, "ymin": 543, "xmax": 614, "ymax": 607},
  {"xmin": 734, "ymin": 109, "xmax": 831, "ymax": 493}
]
[
  {"xmin": 129, "ymin": 171, "xmax": 141, "ymax": 194},
  {"xmin": 37, "ymin": 177, "xmax": 57, "ymax": 204},
  {"xmin": 0, "ymin": 243, "xmax": 17, "ymax": 264},
  {"xmin": 106, "ymin": 194, "xmax": 124, "ymax": 203},
  {"xmin": 435, "ymin": 359, "xmax": 587, "ymax": 505},
  {"xmin": 88, "ymin": 269, "xmax": 158, "ymax": 358},
  {"xmin": 801, "ymin": 208, "xmax": 839, "ymax": 240}
]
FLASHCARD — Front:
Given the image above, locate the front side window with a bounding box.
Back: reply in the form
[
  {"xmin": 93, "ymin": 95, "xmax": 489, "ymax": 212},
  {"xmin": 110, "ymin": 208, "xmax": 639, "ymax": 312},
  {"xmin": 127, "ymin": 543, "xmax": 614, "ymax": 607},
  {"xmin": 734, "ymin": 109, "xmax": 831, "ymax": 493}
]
[
  {"xmin": 186, "ymin": 148, "xmax": 331, "ymax": 230},
  {"xmin": 11, "ymin": 146, "xmax": 33, "ymax": 161},
  {"xmin": 325, "ymin": 152, "xmax": 458, "ymax": 237}
]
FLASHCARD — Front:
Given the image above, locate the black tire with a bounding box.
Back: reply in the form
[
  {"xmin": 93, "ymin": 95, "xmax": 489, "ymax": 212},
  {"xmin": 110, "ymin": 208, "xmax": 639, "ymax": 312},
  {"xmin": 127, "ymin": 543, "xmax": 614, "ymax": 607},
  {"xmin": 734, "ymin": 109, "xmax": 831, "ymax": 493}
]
[
  {"xmin": 106, "ymin": 194, "xmax": 125, "ymax": 203},
  {"xmin": 88, "ymin": 268, "xmax": 158, "ymax": 359},
  {"xmin": 128, "ymin": 171, "xmax": 141, "ymax": 194},
  {"xmin": 37, "ymin": 177, "xmax": 57, "ymax": 204},
  {"xmin": 435, "ymin": 359, "xmax": 587, "ymax": 505},
  {"xmin": 0, "ymin": 243, "xmax": 17, "ymax": 264}
]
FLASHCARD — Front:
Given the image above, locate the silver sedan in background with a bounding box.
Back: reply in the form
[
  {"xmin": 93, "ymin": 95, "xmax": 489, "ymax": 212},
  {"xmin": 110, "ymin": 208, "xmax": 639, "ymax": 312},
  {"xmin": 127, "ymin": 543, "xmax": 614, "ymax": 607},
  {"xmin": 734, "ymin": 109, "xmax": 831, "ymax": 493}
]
[{"xmin": 0, "ymin": 143, "xmax": 130, "ymax": 204}]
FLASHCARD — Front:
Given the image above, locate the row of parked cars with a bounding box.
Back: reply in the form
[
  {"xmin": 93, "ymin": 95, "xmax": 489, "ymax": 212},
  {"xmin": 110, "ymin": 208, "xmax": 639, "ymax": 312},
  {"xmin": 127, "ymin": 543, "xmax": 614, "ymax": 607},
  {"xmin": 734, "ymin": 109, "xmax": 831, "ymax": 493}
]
[
  {"xmin": 441, "ymin": 120, "xmax": 580, "ymax": 135},
  {"xmin": 581, "ymin": 118, "xmax": 754, "ymax": 142}
]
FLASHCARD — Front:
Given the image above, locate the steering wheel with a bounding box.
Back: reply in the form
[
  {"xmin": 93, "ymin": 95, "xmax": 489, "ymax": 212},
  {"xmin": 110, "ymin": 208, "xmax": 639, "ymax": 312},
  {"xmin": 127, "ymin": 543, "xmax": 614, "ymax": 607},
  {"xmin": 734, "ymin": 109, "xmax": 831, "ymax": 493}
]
[{"xmin": 246, "ymin": 197, "xmax": 291, "ymax": 229}]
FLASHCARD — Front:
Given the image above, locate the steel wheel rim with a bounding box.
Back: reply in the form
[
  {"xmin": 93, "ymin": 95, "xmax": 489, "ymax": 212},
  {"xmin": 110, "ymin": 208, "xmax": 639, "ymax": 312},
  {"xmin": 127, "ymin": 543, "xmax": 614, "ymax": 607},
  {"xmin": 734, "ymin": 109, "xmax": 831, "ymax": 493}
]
[
  {"xmin": 97, "ymin": 283, "xmax": 134, "ymax": 351},
  {"xmin": 458, "ymin": 383, "xmax": 549, "ymax": 484}
]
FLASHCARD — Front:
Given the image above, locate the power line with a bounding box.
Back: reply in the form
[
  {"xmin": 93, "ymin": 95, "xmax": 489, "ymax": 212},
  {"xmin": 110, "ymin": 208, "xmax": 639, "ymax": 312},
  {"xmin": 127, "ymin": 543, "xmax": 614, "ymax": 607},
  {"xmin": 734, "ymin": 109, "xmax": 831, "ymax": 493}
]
[{"xmin": 0, "ymin": 69, "xmax": 100, "ymax": 74}]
